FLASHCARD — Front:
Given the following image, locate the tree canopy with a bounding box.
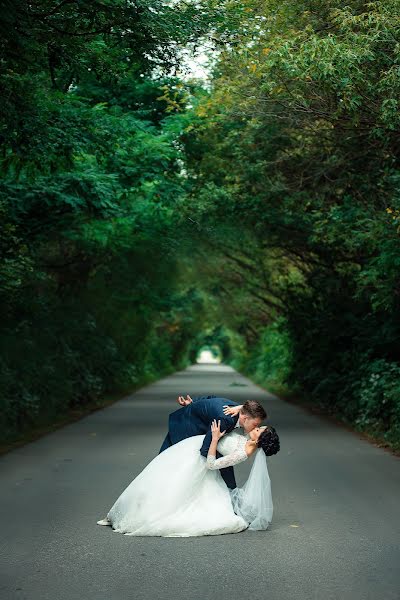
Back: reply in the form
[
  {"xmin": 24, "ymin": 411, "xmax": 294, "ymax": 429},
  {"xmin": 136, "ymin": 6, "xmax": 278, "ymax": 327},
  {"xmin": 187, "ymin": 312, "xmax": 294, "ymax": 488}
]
[{"xmin": 1, "ymin": 0, "xmax": 399, "ymax": 452}]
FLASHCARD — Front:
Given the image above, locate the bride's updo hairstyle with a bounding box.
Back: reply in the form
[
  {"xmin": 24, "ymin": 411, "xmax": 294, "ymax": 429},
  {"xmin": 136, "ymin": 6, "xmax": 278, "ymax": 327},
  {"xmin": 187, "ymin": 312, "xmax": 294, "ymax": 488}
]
[{"xmin": 257, "ymin": 425, "xmax": 280, "ymax": 456}]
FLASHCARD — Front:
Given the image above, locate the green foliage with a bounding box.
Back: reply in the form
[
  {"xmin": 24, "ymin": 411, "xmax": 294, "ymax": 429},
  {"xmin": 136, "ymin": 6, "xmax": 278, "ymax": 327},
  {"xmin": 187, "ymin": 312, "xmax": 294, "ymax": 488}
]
[
  {"xmin": 353, "ymin": 359, "xmax": 400, "ymax": 449},
  {"xmin": 2, "ymin": 0, "xmax": 400, "ymax": 453},
  {"xmin": 0, "ymin": 0, "xmax": 220, "ymax": 443},
  {"xmin": 230, "ymin": 317, "xmax": 294, "ymax": 396},
  {"xmin": 178, "ymin": 0, "xmax": 400, "ymax": 449}
]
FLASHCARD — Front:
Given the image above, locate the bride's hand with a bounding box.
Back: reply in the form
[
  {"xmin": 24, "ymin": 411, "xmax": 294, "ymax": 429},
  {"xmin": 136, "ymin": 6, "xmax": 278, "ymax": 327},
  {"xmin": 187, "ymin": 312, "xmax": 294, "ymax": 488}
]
[
  {"xmin": 177, "ymin": 395, "xmax": 193, "ymax": 407},
  {"xmin": 211, "ymin": 419, "xmax": 226, "ymax": 440},
  {"xmin": 223, "ymin": 405, "xmax": 242, "ymax": 417}
]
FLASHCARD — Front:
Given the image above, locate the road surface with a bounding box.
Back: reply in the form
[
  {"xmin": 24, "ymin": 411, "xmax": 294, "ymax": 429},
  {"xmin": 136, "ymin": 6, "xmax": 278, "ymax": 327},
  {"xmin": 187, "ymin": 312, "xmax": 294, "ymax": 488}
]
[{"xmin": 0, "ymin": 363, "xmax": 399, "ymax": 600}]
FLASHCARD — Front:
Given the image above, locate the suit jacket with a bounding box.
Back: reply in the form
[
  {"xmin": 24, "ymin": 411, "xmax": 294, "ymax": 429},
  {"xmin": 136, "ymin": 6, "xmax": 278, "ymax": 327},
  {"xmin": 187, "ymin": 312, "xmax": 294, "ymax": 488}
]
[{"xmin": 165, "ymin": 394, "xmax": 240, "ymax": 488}]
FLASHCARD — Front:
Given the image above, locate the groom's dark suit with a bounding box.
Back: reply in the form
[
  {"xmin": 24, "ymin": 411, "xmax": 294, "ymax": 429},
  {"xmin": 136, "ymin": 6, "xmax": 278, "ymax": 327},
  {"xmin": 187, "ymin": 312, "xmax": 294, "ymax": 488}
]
[{"xmin": 159, "ymin": 394, "xmax": 240, "ymax": 489}]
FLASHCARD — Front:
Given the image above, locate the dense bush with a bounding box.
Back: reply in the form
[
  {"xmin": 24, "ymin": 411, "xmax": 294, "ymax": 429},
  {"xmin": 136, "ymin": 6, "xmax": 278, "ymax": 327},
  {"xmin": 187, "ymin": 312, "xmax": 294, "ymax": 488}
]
[
  {"xmin": 0, "ymin": 0, "xmax": 218, "ymax": 443},
  {"xmin": 178, "ymin": 0, "xmax": 400, "ymax": 451},
  {"xmin": 2, "ymin": 0, "xmax": 399, "ymax": 453}
]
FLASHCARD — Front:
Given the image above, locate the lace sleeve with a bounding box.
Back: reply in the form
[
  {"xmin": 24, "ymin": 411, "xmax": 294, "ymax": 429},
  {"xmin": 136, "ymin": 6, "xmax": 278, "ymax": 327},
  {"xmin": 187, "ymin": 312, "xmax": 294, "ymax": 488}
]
[{"xmin": 206, "ymin": 443, "xmax": 248, "ymax": 470}]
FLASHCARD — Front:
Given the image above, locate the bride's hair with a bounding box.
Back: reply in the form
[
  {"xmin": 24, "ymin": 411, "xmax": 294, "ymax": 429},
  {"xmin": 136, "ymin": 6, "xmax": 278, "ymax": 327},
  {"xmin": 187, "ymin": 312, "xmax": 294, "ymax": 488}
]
[
  {"xmin": 257, "ymin": 426, "xmax": 280, "ymax": 456},
  {"xmin": 241, "ymin": 400, "xmax": 267, "ymax": 420}
]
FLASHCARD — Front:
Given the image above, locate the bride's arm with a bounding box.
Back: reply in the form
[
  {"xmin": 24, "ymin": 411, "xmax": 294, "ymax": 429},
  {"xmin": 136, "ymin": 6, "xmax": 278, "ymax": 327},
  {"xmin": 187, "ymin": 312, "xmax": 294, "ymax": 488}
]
[
  {"xmin": 176, "ymin": 394, "xmax": 218, "ymax": 406},
  {"xmin": 206, "ymin": 421, "xmax": 248, "ymax": 470}
]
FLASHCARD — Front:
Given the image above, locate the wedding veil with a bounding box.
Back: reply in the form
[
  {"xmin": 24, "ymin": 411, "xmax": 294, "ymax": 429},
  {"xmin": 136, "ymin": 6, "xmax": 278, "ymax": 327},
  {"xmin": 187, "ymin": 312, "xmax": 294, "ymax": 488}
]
[{"xmin": 229, "ymin": 448, "xmax": 273, "ymax": 530}]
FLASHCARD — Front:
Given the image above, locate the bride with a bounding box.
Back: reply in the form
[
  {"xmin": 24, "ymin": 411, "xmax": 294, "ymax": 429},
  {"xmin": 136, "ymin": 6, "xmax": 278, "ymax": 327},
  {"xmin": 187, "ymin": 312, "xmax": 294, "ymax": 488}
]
[{"xmin": 96, "ymin": 418, "xmax": 280, "ymax": 537}]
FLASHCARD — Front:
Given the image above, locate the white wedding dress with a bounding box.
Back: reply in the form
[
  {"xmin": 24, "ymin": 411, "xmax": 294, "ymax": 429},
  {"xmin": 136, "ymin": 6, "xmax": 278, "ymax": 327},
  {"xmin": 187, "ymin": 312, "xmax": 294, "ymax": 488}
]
[{"xmin": 96, "ymin": 431, "xmax": 268, "ymax": 537}]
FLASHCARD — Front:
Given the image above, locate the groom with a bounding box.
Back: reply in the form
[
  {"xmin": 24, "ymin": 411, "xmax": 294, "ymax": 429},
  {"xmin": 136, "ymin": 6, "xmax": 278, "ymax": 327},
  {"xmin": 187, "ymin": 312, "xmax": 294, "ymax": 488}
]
[{"xmin": 159, "ymin": 394, "xmax": 267, "ymax": 489}]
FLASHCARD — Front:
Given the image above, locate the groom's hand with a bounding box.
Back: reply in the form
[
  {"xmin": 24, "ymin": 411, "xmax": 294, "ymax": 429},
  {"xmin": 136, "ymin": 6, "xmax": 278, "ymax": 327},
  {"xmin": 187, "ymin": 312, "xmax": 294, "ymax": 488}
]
[{"xmin": 223, "ymin": 404, "xmax": 242, "ymax": 417}]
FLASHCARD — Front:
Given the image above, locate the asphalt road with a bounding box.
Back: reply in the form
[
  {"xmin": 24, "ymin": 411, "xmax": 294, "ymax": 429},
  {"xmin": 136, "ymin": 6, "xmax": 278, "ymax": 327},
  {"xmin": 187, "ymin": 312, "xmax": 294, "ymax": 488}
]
[{"xmin": 0, "ymin": 363, "xmax": 399, "ymax": 600}]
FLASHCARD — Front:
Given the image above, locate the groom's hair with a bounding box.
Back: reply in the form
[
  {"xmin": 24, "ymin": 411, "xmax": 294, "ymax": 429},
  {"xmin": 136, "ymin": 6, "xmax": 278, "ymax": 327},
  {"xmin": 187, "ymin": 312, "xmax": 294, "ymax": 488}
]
[{"xmin": 241, "ymin": 400, "xmax": 267, "ymax": 420}]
